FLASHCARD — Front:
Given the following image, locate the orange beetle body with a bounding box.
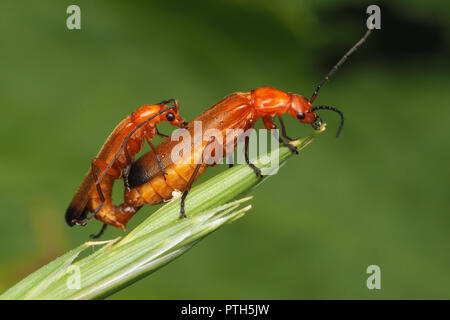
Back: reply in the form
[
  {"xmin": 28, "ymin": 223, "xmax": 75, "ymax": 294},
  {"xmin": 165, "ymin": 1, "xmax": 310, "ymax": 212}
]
[{"xmin": 66, "ymin": 29, "xmax": 372, "ymax": 236}]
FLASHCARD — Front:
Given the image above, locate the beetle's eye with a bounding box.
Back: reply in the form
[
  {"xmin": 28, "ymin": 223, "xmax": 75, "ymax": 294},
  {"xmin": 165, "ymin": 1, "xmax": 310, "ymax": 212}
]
[
  {"xmin": 297, "ymin": 113, "xmax": 305, "ymax": 120},
  {"xmin": 166, "ymin": 112, "xmax": 175, "ymax": 121}
]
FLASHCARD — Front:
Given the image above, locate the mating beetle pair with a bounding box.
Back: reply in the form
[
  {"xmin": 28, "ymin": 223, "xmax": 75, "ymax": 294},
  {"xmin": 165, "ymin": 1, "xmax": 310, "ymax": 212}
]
[{"xmin": 66, "ymin": 30, "xmax": 372, "ymax": 238}]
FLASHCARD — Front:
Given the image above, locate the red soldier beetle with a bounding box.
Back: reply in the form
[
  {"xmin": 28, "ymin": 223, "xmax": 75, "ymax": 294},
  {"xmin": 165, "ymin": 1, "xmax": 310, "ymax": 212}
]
[
  {"xmin": 70, "ymin": 29, "xmax": 372, "ymax": 236},
  {"xmin": 65, "ymin": 100, "xmax": 187, "ymax": 238}
]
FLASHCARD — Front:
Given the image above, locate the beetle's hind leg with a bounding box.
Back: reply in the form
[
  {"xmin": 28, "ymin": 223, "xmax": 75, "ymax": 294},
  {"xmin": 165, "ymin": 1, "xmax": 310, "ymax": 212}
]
[
  {"xmin": 90, "ymin": 223, "xmax": 107, "ymax": 239},
  {"xmin": 180, "ymin": 137, "xmax": 216, "ymax": 219},
  {"xmin": 122, "ymin": 145, "xmax": 133, "ymax": 191},
  {"xmin": 244, "ymin": 135, "xmax": 263, "ymax": 178}
]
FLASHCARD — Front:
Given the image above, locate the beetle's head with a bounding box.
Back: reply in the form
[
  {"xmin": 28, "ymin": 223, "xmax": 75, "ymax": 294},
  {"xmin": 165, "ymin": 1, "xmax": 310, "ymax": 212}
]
[
  {"xmin": 288, "ymin": 94, "xmax": 344, "ymax": 138},
  {"xmin": 160, "ymin": 104, "xmax": 187, "ymax": 128}
]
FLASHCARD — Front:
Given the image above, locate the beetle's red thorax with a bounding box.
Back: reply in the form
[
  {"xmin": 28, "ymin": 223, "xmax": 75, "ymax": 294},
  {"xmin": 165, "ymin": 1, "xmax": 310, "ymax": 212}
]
[{"xmin": 251, "ymin": 87, "xmax": 291, "ymax": 116}]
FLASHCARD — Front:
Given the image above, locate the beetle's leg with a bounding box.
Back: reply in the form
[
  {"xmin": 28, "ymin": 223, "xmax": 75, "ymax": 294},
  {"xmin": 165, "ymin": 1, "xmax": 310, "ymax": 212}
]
[
  {"xmin": 180, "ymin": 137, "xmax": 216, "ymax": 219},
  {"xmin": 122, "ymin": 145, "xmax": 133, "ymax": 191},
  {"xmin": 89, "ymin": 159, "xmax": 109, "ymax": 218},
  {"xmin": 71, "ymin": 204, "xmax": 103, "ymax": 226},
  {"xmin": 145, "ymin": 136, "xmax": 167, "ymax": 180},
  {"xmin": 155, "ymin": 126, "xmax": 169, "ymax": 138},
  {"xmin": 122, "ymin": 137, "xmax": 144, "ymax": 191},
  {"xmin": 180, "ymin": 164, "xmax": 201, "ymax": 219},
  {"xmin": 277, "ymin": 115, "xmax": 296, "ymax": 141},
  {"xmin": 272, "ymin": 129, "xmax": 298, "ymax": 155},
  {"xmin": 263, "ymin": 117, "xmax": 297, "ymax": 154},
  {"xmin": 73, "ymin": 204, "xmax": 103, "ymax": 227},
  {"xmin": 244, "ymin": 135, "xmax": 263, "ymax": 178},
  {"xmin": 263, "ymin": 116, "xmax": 298, "ymax": 154},
  {"xmin": 91, "ymin": 158, "xmax": 120, "ymax": 205},
  {"xmin": 90, "ymin": 223, "xmax": 107, "ymax": 239}
]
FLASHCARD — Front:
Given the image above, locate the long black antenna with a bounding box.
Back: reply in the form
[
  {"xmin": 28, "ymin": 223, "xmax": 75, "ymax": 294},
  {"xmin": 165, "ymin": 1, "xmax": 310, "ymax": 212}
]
[
  {"xmin": 310, "ymin": 105, "xmax": 344, "ymax": 138},
  {"xmin": 310, "ymin": 29, "xmax": 372, "ymax": 103}
]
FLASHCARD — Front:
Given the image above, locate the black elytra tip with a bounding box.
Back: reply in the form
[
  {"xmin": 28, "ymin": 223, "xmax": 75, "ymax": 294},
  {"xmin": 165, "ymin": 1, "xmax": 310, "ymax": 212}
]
[
  {"xmin": 65, "ymin": 206, "xmax": 88, "ymax": 226},
  {"xmin": 127, "ymin": 161, "xmax": 152, "ymax": 189}
]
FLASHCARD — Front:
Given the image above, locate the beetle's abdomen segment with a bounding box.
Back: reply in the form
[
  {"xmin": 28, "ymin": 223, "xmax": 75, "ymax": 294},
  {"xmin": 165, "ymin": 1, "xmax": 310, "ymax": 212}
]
[
  {"xmin": 126, "ymin": 164, "xmax": 205, "ymax": 208},
  {"xmin": 125, "ymin": 162, "xmax": 208, "ymax": 207}
]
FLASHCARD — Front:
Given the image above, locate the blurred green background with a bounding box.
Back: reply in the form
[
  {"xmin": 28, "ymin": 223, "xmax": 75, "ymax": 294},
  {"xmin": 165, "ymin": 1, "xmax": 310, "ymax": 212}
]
[{"xmin": 1, "ymin": 0, "xmax": 449, "ymax": 299}]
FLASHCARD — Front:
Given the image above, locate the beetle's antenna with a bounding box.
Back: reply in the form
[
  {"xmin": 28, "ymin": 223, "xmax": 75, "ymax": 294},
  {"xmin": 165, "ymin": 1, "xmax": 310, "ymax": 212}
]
[
  {"xmin": 310, "ymin": 105, "xmax": 344, "ymax": 138},
  {"xmin": 310, "ymin": 29, "xmax": 372, "ymax": 103},
  {"xmin": 95, "ymin": 104, "xmax": 176, "ymax": 185}
]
